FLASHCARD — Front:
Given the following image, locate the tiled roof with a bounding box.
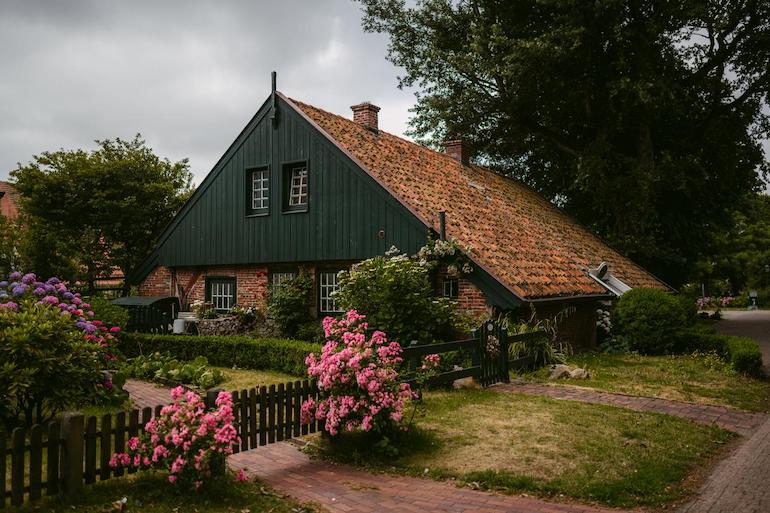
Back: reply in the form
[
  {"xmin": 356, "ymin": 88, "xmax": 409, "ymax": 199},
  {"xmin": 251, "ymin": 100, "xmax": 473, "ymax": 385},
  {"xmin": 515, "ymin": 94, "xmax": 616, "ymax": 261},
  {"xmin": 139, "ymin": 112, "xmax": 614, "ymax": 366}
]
[{"xmin": 287, "ymin": 96, "xmax": 669, "ymax": 300}]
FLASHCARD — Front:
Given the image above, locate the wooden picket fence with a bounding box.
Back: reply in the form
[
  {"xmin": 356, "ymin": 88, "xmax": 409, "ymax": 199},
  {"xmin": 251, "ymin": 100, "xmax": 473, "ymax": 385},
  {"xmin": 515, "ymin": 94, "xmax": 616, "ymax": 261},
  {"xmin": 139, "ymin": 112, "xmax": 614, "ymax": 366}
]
[{"xmin": 1, "ymin": 380, "xmax": 319, "ymax": 508}]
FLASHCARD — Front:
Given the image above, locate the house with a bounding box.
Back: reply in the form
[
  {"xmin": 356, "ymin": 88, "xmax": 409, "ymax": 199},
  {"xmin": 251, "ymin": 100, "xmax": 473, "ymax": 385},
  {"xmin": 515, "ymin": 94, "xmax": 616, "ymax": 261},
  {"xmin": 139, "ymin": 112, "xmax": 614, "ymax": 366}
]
[
  {"xmin": 0, "ymin": 182, "xmax": 20, "ymax": 220},
  {"xmin": 134, "ymin": 74, "xmax": 669, "ymax": 346}
]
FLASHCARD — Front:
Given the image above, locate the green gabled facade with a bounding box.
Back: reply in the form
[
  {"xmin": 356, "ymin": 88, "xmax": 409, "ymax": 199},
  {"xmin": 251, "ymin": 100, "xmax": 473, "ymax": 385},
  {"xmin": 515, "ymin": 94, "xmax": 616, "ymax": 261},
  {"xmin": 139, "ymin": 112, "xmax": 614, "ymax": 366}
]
[
  {"xmin": 136, "ymin": 86, "xmax": 519, "ymax": 316},
  {"xmin": 136, "ymin": 95, "xmax": 428, "ymax": 274}
]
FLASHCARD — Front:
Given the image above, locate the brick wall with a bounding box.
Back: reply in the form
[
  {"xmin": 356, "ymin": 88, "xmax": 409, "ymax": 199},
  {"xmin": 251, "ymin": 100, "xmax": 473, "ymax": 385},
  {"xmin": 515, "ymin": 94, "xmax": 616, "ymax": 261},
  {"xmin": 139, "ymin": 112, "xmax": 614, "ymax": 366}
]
[
  {"xmin": 0, "ymin": 182, "xmax": 19, "ymax": 220},
  {"xmin": 137, "ymin": 265, "xmax": 173, "ymax": 296},
  {"xmin": 457, "ymin": 278, "xmax": 491, "ymax": 319},
  {"xmin": 139, "ymin": 265, "xmax": 269, "ymax": 308},
  {"xmin": 436, "ymin": 270, "xmax": 491, "ymax": 319}
]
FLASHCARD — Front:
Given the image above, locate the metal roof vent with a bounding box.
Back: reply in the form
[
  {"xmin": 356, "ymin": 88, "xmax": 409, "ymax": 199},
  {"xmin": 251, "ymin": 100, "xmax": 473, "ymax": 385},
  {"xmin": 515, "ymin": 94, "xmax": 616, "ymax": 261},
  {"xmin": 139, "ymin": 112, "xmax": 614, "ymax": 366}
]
[{"xmin": 589, "ymin": 262, "xmax": 632, "ymax": 296}]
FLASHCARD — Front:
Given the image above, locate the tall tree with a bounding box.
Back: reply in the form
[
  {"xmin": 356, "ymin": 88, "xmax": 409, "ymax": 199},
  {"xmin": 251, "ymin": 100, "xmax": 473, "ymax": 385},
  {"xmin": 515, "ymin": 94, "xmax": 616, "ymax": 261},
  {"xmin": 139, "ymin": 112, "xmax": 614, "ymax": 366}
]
[
  {"xmin": 11, "ymin": 135, "xmax": 192, "ymax": 292},
  {"xmin": 357, "ymin": 0, "xmax": 770, "ymax": 284}
]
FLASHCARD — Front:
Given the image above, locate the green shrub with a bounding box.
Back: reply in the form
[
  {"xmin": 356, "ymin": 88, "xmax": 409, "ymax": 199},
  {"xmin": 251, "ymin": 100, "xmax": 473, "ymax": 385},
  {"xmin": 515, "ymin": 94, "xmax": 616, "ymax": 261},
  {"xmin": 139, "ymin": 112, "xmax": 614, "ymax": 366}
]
[
  {"xmin": 266, "ymin": 272, "xmax": 314, "ymax": 339},
  {"xmin": 88, "ymin": 296, "xmax": 131, "ymax": 328},
  {"xmin": 122, "ymin": 352, "xmax": 225, "ymax": 389},
  {"xmin": 1, "ymin": 303, "xmax": 113, "ymax": 429},
  {"xmin": 724, "ymin": 336, "xmax": 763, "ymax": 377},
  {"xmin": 119, "ymin": 333, "xmax": 321, "ymax": 376},
  {"xmin": 335, "ymin": 253, "xmax": 459, "ymax": 344},
  {"xmin": 674, "ymin": 327, "xmax": 763, "ymax": 376},
  {"xmin": 612, "ymin": 288, "xmax": 689, "ymax": 354}
]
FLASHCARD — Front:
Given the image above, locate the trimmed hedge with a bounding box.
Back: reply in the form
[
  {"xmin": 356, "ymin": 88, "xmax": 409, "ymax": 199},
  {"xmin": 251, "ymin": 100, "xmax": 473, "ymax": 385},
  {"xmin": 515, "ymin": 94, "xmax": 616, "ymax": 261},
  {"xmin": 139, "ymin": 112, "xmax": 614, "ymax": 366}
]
[
  {"xmin": 724, "ymin": 336, "xmax": 764, "ymax": 377},
  {"xmin": 675, "ymin": 327, "xmax": 764, "ymax": 377},
  {"xmin": 119, "ymin": 333, "xmax": 322, "ymax": 377}
]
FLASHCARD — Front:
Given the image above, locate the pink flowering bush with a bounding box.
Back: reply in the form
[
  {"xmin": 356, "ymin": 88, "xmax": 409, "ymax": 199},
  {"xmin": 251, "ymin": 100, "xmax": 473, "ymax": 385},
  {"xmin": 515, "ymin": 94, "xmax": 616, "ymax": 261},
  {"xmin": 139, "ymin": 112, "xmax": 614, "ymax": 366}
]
[
  {"xmin": 110, "ymin": 386, "xmax": 239, "ymax": 487},
  {"xmin": 300, "ymin": 310, "xmax": 416, "ymax": 437}
]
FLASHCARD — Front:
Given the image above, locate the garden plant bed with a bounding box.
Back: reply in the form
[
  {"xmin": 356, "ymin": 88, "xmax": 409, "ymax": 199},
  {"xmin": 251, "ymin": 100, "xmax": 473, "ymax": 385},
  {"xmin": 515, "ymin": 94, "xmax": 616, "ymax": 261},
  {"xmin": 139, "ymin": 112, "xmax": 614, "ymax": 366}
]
[
  {"xmin": 308, "ymin": 388, "xmax": 736, "ymax": 508},
  {"xmin": 11, "ymin": 471, "xmax": 320, "ymax": 513},
  {"xmin": 524, "ymin": 353, "xmax": 770, "ymax": 412}
]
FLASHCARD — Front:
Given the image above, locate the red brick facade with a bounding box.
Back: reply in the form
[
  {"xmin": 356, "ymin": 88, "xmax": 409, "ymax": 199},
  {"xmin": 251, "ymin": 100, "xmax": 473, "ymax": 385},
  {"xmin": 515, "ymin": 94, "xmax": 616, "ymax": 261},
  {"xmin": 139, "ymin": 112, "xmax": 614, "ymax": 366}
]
[
  {"xmin": 138, "ymin": 265, "xmax": 173, "ymax": 296},
  {"xmin": 138, "ymin": 265, "xmax": 269, "ymax": 308},
  {"xmin": 141, "ymin": 263, "xmax": 495, "ymax": 319}
]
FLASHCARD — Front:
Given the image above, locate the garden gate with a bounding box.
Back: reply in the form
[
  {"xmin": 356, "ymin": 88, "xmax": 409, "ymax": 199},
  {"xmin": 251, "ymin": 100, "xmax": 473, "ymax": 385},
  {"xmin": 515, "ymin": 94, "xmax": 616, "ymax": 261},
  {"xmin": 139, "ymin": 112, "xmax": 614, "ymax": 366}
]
[{"xmin": 401, "ymin": 322, "xmax": 544, "ymax": 388}]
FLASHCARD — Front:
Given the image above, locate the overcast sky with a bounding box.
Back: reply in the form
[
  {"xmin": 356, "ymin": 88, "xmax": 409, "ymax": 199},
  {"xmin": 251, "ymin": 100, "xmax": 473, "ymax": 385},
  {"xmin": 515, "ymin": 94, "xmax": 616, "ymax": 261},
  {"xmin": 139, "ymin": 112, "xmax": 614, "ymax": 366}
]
[
  {"xmin": 0, "ymin": 0, "xmax": 416, "ymax": 184},
  {"xmin": 0, "ymin": 0, "xmax": 767, "ymax": 190}
]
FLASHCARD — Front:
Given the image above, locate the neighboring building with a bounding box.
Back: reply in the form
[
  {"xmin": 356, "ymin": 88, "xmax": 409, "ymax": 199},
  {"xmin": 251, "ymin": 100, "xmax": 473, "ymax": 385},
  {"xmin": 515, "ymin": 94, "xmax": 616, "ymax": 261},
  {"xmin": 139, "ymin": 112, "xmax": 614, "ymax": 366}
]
[
  {"xmin": 0, "ymin": 182, "xmax": 20, "ymax": 220},
  {"xmin": 134, "ymin": 80, "xmax": 669, "ymax": 346}
]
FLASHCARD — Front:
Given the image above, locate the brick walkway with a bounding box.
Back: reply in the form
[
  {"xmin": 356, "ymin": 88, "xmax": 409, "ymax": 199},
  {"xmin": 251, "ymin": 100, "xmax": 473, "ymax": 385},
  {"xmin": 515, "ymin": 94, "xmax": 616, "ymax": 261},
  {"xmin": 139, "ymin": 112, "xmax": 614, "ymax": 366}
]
[
  {"xmin": 679, "ymin": 415, "xmax": 770, "ymax": 513},
  {"xmin": 125, "ymin": 379, "xmax": 174, "ymax": 409},
  {"xmin": 125, "ymin": 379, "xmax": 619, "ymax": 512},
  {"xmin": 494, "ymin": 382, "xmax": 766, "ymax": 436},
  {"xmin": 230, "ymin": 441, "xmax": 620, "ymax": 513}
]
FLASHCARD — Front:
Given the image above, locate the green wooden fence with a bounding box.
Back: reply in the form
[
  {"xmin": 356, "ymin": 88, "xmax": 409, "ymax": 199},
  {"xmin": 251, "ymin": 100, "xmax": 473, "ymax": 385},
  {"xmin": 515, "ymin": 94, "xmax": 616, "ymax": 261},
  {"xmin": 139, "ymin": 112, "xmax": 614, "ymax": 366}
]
[{"xmin": 402, "ymin": 323, "xmax": 545, "ymax": 387}]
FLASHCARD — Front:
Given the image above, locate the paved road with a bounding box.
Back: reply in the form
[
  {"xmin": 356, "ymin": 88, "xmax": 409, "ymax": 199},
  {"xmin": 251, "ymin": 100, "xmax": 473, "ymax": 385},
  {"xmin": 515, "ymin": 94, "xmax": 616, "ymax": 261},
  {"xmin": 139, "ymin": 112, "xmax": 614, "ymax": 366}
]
[
  {"xmin": 715, "ymin": 310, "xmax": 770, "ymax": 373},
  {"xmin": 679, "ymin": 310, "xmax": 770, "ymax": 513}
]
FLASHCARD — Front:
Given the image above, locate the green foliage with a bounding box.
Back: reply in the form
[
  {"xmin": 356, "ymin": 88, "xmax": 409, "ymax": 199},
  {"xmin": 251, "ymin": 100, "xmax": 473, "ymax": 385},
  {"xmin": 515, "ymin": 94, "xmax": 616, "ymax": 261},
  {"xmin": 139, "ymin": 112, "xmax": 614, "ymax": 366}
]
[
  {"xmin": 673, "ymin": 326, "xmax": 764, "ymax": 377},
  {"xmin": 334, "ymin": 252, "xmax": 459, "ymax": 344},
  {"xmin": 723, "ymin": 337, "xmax": 763, "ymax": 377},
  {"xmin": 266, "ymin": 272, "xmax": 314, "ymax": 339},
  {"xmin": 0, "ymin": 216, "xmax": 21, "ymax": 277},
  {"xmin": 0, "ymin": 303, "xmax": 111, "ymax": 429},
  {"xmin": 501, "ymin": 305, "xmax": 574, "ymax": 367},
  {"xmin": 10, "ymin": 135, "xmax": 192, "ymax": 289},
  {"xmin": 122, "ymin": 352, "xmax": 225, "ymax": 389},
  {"xmin": 599, "ymin": 335, "xmax": 631, "ymax": 355},
  {"xmin": 697, "ymin": 194, "xmax": 770, "ymax": 294},
  {"xmin": 87, "ymin": 296, "xmax": 130, "ymax": 329},
  {"xmin": 357, "ymin": 0, "xmax": 769, "ymax": 286},
  {"xmin": 612, "ymin": 289, "xmax": 689, "ymax": 354},
  {"xmin": 119, "ymin": 333, "xmax": 320, "ymax": 377}
]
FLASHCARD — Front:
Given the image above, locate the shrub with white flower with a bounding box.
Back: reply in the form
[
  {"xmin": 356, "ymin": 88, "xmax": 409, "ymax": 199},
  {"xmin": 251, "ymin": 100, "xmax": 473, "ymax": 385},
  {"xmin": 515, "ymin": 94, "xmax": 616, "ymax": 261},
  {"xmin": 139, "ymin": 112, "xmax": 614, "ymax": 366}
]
[
  {"xmin": 110, "ymin": 387, "xmax": 239, "ymax": 488},
  {"xmin": 300, "ymin": 311, "xmax": 416, "ymax": 436}
]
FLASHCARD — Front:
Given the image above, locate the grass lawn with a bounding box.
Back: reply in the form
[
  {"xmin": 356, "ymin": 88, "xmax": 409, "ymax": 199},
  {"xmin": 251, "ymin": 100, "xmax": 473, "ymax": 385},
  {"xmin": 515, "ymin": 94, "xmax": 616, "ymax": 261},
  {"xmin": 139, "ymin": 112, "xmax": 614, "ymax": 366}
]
[
  {"xmin": 12, "ymin": 472, "xmax": 320, "ymax": 512},
  {"xmin": 314, "ymin": 389, "xmax": 735, "ymax": 508},
  {"xmin": 215, "ymin": 367, "xmax": 302, "ymax": 391},
  {"xmin": 523, "ymin": 353, "xmax": 770, "ymax": 412}
]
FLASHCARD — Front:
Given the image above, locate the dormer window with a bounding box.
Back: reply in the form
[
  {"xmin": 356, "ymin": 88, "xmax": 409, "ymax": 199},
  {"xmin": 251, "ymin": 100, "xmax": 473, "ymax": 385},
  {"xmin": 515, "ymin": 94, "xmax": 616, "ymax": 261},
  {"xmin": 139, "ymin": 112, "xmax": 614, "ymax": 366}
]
[
  {"xmin": 246, "ymin": 166, "xmax": 269, "ymax": 216},
  {"xmin": 284, "ymin": 162, "xmax": 308, "ymax": 212}
]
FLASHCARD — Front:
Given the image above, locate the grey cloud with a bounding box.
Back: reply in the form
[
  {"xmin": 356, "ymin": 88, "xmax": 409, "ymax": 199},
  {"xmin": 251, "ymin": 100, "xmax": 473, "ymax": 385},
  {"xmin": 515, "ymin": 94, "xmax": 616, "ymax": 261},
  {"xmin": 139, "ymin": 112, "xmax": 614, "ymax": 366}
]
[{"xmin": 0, "ymin": 0, "xmax": 414, "ymax": 183}]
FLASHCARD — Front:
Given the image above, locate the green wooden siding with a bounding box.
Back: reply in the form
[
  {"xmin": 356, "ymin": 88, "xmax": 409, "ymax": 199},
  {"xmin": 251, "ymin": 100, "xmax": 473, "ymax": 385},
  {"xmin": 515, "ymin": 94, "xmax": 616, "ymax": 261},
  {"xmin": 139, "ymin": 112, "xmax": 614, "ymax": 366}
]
[
  {"xmin": 151, "ymin": 95, "xmax": 428, "ymax": 267},
  {"xmin": 137, "ymin": 94, "xmax": 520, "ymax": 309}
]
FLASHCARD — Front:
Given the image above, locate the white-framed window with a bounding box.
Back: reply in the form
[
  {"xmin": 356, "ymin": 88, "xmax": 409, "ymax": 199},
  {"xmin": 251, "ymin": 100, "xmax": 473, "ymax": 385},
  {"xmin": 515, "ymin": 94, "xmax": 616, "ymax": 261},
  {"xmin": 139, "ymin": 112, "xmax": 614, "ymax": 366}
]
[
  {"xmin": 271, "ymin": 271, "xmax": 296, "ymax": 286},
  {"xmin": 442, "ymin": 279, "xmax": 459, "ymax": 299},
  {"xmin": 319, "ymin": 271, "xmax": 343, "ymax": 314},
  {"xmin": 288, "ymin": 166, "xmax": 308, "ymax": 208},
  {"xmin": 251, "ymin": 169, "xmax": 269, "ymax": 211},
  {"xmin": 206, "ymin": 278, "xmax": 236, "ymax": 311}
]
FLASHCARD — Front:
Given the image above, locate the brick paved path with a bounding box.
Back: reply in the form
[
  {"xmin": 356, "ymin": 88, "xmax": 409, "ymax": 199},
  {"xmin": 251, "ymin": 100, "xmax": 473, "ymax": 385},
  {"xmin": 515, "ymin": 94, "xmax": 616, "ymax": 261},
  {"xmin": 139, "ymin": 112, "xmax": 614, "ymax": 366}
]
[
  {"xmin": 679, "ymin": 415, "xmax": 770, "ymax": 513},
  {"xmin": 494, "ymin": 382, "xmax": 766, "ymax": 436},
  {"xmin": 230, "ymin": 441, "xmax": 620, "ymax": 513},
  {"xmin": 125, "ymin": 379, "xmax": 173, "ymax": 409},
  {"xmin": 125, "ymin": 379, "xmax": 619, "ymax": 512}
]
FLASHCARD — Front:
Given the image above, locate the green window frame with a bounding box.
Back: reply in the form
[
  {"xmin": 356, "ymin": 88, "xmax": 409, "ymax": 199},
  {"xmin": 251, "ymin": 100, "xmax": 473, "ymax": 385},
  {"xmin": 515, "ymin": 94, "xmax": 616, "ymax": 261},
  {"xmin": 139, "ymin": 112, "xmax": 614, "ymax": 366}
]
[
  {"xmin": 205, "ymin": 277, "xmax": 237, "ymax": 312},
  {"xmin": 318, "ymin": 270, "xmax": 344, "ymax": 315}
]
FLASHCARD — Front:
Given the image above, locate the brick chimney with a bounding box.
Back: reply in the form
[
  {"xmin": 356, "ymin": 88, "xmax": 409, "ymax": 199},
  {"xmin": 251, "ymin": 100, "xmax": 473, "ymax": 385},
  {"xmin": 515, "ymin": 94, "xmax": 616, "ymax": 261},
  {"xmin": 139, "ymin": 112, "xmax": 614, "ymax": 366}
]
[
  {"xmin": 444, "ymin": 140, "xmax": 470, "ymax": 165},
  {"xmin": 351, "ymin": 102, "xmax": 380, "ymax": 132}
]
